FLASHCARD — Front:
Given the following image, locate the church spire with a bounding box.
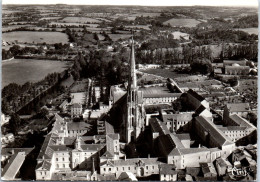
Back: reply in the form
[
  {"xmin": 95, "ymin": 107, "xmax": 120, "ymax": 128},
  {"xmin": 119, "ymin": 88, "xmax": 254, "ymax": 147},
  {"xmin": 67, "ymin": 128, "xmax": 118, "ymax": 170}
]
[{"xmin": 129, "ymin": 35, "xmax": 137, "ymax": 90}]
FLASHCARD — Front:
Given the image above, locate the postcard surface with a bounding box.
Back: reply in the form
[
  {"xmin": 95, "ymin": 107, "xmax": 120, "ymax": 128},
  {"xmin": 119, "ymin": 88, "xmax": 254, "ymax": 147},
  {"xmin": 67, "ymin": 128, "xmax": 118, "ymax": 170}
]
[{"xmin": 1, "ymin": 0, "xmax": 258, "ymax": 181}]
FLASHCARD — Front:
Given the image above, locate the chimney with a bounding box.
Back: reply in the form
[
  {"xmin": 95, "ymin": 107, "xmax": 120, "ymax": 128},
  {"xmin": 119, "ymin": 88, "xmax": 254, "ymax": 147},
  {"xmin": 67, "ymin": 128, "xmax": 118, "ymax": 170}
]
[
  {"xmin": 148, "ymin": 154, "xmax": 150, "ymax": 158},
  {"xmin": 124, "ymin": 155, "xmax": 126, "ymax": 161}
]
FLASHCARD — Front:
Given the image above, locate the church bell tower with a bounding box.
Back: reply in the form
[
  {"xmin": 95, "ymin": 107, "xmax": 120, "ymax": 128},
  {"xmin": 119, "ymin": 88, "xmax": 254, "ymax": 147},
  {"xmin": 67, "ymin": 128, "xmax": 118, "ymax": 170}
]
[{"xmin": 125, "ymin": 37, "xmax": 144, "ymax": 143}]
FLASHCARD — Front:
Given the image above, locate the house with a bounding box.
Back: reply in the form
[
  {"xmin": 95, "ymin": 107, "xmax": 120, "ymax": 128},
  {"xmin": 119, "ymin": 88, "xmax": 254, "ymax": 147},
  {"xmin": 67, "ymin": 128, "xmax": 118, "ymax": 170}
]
[
  {"xmin": 194, "ymin": 116, "xmax": 235, "ymax": 151},
  {"xmin": 223, "ymin": 103, "xmax": 250, "ymax": 118},
  {"xmin": 185, "ymin": 174, "xmax": 193, "ymax": 181},
  {"xmin": 160, "ymin": 111, "xmax": 193, "ymax": 132},
  {"xmin": 100, "ymin": 158, "xmax": 162, "ymax": 177},
  {"xmin": 215, "ymin": 158, "xmax": 232, "ymax": 176},
  {"xmin": 1, "ymin": 133, "xmax": 15, "ymax": 144},
  {"xmin": 1, "ymin": 114, "xmax": 10, "ymax": 126},
  {"xmin": 71, "ymin": 103, "xmax": 83, "ymax": 117},
  {"xmin": 59, "ymin": 100, "xmax": 69, "ymax": 112},
  {"xmin": 159, "ymin": 164, "xmax": 177, "ymax": 181},
  {"xmin": 200, "ymin": 162, "xmax": 217, "ymax": 178},
  {"xmin": 225, "ymin": 66, "xmax": 250, "ymax": 75}
]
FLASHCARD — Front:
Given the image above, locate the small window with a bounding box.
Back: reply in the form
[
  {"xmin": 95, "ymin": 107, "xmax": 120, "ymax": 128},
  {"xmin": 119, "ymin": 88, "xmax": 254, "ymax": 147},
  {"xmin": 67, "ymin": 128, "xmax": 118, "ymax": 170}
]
[{"xmin": 56, "ymin": 158, "xmax": 58, "ymax": 161}]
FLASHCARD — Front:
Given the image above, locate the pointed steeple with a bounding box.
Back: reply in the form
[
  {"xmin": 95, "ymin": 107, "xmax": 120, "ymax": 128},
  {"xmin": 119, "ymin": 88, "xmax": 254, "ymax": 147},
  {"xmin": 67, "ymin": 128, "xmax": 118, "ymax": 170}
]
[{"xmin": 128, "ymin": 35, "xmax": 137, "ymax": 90}]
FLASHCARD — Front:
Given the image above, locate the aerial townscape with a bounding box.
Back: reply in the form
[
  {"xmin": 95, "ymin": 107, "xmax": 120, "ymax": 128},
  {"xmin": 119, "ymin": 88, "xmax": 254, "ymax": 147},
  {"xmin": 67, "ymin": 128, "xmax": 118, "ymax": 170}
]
[{"xmin": 1, "ymin": 3, "xmax": 258, "ymax": 182}]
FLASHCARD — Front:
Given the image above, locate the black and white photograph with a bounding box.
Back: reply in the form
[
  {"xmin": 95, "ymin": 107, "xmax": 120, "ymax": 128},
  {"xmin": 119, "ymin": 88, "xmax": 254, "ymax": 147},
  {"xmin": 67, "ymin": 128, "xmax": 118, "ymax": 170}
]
[{"xmin": 1, "ymin": 0, "xmax": 258, "ymax": 181}]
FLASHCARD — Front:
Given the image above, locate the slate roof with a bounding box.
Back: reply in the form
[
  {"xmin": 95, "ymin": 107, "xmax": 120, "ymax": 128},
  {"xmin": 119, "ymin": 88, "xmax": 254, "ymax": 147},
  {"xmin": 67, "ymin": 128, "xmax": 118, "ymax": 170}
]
[
  {"xmin": 187, "ymin": 89, "xmax": 205, "ymax": 101},
  {"xmin": 175, "ymin": 134, "xmax": 190, "ymax": 141},
  {"xmin": 150, "ymin": 118, "xmax": 170, "ymax": 135},
  {"xmin": 201, "ymin": 163, "xmax": 217, "ymax": 175},
  {"xmin": 159, "ymin": 164, "xmax": 177, "ymax": 175},
  {"xmin": 195, "ymin": 116, "xmax": 234, "ymax": 147},
  {"xmin": 2, "ymin": 152, "xmax": 26, "ymax": 180},
  {"xmin": 229, "ymin": 114, "xmax": 256, "ymax": 129},
  {"xmin": 2, "ymin": 148, "xmax": 33, "ymax": 157},
  {"xmin": 35, "ymin": 160, "xmax": 52, "ymax": 170}
]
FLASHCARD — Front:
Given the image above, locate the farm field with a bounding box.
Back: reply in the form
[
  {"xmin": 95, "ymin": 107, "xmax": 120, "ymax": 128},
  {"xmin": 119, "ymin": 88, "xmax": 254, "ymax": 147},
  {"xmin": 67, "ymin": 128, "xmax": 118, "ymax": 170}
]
[
  {"xmin": 236, "ymin": 28, "xmax": 258, "ymax": 35},
  {"xmin": 163, "ymin": 18, "xmax": 201, "ymax": 27},
  {"xmin": 49, "ymin": 22, "xmax": 87, "ymax": 26},
  {"xmin": 62, "ymin": 17, "xmax": 101, "ymax": 23},
  {"xmin": 2, "ymin": 25, "xmax": 34, "ymax": 32},
  {"xmin": 108, "ymin": 34, "xmax": 132, "ymax": 41},
  {"xmin": 171, "ymin": 31, "xmax": 190, "ymax": 40},
  {"xmin": 125, "ymin": 25, "xmax": 151, "ymax": 30},
  {"xmin": 39, "ymin": 17, "xmax": 62, "ymax": 20},
  {"xmin": 2, "ymin": 31, "xmax": 69, "ymax": 44},
  {"xmin": 2, "ymin": 59, "xmax": 72, "ymax": 87}
]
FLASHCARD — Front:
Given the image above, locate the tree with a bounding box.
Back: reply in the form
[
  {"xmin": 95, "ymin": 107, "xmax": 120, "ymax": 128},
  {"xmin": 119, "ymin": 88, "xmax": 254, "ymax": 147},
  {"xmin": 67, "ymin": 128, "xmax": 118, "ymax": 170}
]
[
  {"xmin": 9, "ymin": 113, "xmax": 21, "ymax": 135},
  {"xmin": 38, "ymin": 107, "xmax": 49, "ymax": 118},
  {"xmin": 190, "ymin": 58, "xmax": 213, "ymax": 75},
  {"xmin": 172, "ymin": 98, "xmax": 182, "ymax": 113}
]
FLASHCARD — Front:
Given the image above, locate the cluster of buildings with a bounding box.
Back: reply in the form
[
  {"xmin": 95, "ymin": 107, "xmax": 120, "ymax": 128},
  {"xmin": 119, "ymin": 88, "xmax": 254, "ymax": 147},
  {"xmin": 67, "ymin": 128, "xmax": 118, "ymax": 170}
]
[
  {"xmin": 213, "ymin": 59, "xmax": 257, "ymax": 76},
  {"xmin": 1, "ymin": 38, "xmax": 257, "ymax": 181}
]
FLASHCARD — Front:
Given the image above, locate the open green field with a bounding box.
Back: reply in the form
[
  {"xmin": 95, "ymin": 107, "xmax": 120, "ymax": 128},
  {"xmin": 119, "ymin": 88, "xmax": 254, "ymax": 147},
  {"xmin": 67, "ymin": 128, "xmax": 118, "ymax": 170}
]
[
  {"xmin": 62, "ymin": 17, "xmax": 101, "ymax": 23},
  {"xmin": 2, "ymin": 25, "xmax": 33, "ymax": 32},
  {"xmin": 108, "ymin": 34, "xmax": 132, "ymax": 41},
  {"xmin": 125, "ymin": 25, "xmax": 151, "ymax": 30},
  {"xmin": 49, "ymin": 22, "xmax": 86, "ymax": 26},
  {"xmin": 171, "ymin": 31, "xmax": 190, "ymax": 40},
  {"xmin": 2, "ymin": 31, "xmax": 69, "ymax": 44},
  {"xmin": 2, "ymin": 59, "xmax": 72, "ymax": 87},
  {"xmin": 163, "ymin": 18, "xmax": 201, "ymax": 27},
  {"xmin": 236, "ymin": 28, "xmax": 258, "ymax": 35}
]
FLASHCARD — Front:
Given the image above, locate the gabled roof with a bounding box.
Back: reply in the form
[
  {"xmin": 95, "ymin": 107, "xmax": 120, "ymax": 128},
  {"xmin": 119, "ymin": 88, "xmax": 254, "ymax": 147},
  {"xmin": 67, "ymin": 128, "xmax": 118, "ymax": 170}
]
[
  {"xmin": 101, "ymin": 151, "xmax": 114, "ymax": 158},
  {"xmin": 36, "ymin": 160, "xmax": 52, "ymax": 171},
  {"xmin": 195, "ymin": 116, "xmax": 234, "ymax": 147},
  {"xmin": 105, "ymin": 121, "xmax": 115, "ymax": 134},
  {"xmin": 159, "ymin": 164, "xmax": 177, "ymax": 175},
  {"xmin": 100, "ymin": 160, "xmax": 114, "ymax": 167},
  {"xmin": 2, "ymin": 148, "xmax": 33, "ymax": 156},
  {"xmin": 195, "ymin": 105, "xmax": 207, "ymax": 115},
  {"xmin": 201, "ymin": 162, "xmax": 217, "ymax": 175},
  {"xmin": 150, "ymin": 118, "xmax": 170, "ymax": 135},
  {"xmin": 229, "ymin": 114, "xmax": 256, "ymax": 129},
  {"xmin": 187, "ymin": 89, "xmax": 205, "ymax": 102},
  {"xmin": 2, "ymin": 152, "xmax": 26, "ymax": 180}
]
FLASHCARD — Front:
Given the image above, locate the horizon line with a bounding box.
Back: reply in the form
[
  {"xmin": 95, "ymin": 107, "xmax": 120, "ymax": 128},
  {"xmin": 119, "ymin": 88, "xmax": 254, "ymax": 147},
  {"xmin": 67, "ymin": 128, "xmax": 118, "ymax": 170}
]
[{"xmin": 2, "ymin": 4, "xmax": 258, "ymax": 7}]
